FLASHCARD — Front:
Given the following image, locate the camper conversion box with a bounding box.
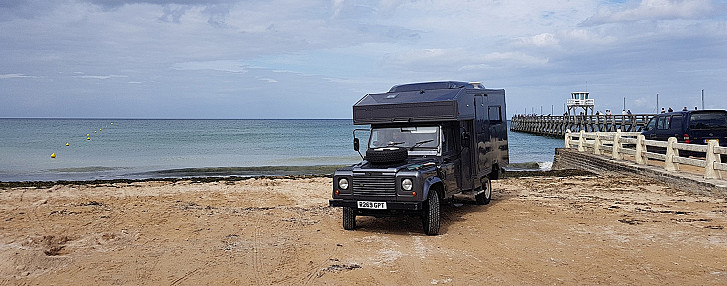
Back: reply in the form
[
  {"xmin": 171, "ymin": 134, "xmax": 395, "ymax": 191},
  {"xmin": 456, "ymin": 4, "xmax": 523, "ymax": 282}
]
[{"xmin": 330, "ymin": 81, "xmax": 509, "ymax": 235}]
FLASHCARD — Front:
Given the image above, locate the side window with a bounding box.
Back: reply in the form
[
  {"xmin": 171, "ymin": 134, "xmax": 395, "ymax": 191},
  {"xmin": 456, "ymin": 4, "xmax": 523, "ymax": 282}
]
[
  {"xmin": 645, "ymin": 118, "xmax": 657, "ymax": 131},
  {"xmin": 657, "ymin": 117, "xmax": 667, "ymax": 130},
  {"xmin": 488, "ymin": 106, "xmax": 502, "ymax": 122},
  {"xmin": 442, "ymin": 126, "xmax": 456, "ymax": 153},
  {"xmin": 670, "ymin": 115, "xmax": 683, "ymax": 130}
]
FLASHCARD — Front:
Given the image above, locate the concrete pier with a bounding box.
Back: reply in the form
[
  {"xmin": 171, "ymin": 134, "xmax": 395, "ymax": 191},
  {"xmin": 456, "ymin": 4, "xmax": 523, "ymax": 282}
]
[{"xmin": 510, "ymin": 114, "xmax": 656, "ymax": 137}]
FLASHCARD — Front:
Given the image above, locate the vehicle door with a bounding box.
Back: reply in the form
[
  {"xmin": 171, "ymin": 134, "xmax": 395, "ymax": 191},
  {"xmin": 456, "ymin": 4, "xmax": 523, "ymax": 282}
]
[
  {"xmin": 643, "ymin": 116, "xmax": 658, "ymax": 139},
  {"xmin": 457, "ymin": 121, "xmax": 474, "ymax": 191},
  {"xmin": 666, "ymin": 115, "xmax": 684, "ymax": 142},
  {"xmin": 439, "ymin": 125, "xmax": 459, "ymax": 193},
  {"xmin": 654, "ymin": 116, "xmax": 671, "ymax": 141}
]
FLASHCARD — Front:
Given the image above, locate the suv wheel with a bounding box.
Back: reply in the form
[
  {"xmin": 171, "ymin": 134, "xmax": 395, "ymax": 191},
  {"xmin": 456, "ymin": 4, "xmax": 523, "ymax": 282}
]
[
  {"xmin": 475, "ymin": 177, "xmax": 492, "ymax": 205},
  {"xmin": 422, "ymin": 190, "xmax": 440, "ymax": 235},
  {"xmin": 342, "ymin": 207, "xmax": 356, "ymax": 230}
]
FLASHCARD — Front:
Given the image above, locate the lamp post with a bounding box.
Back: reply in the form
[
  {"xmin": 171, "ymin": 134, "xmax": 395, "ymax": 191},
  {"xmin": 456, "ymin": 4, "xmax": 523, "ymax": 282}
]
[{"xmin": 656, "ymin": 93, "xmax": 659, "ymax": 113}]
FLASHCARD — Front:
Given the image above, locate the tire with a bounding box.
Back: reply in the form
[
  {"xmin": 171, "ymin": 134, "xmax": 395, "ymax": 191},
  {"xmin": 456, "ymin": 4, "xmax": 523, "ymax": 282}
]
[
  {"xmin": 342, "ymin": 207, "xmax": 356, "ymax": 230},
  {"xmin": 365, "ymin": 147, "xmax": 408, "ymax": 164},
  {"xmin": 422, "ymin": 190, "xmax": 440, "ymax": 235},
  {"xmin": 475, "ymin": 177, "xmax": 492, "ymax": 205}
]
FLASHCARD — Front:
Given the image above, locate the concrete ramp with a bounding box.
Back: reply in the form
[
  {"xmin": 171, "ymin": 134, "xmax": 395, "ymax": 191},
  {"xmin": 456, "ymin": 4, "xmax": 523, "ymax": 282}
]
[{"xmin": 553, "ymin": 148, "xmax": 727, "ymax": 198}]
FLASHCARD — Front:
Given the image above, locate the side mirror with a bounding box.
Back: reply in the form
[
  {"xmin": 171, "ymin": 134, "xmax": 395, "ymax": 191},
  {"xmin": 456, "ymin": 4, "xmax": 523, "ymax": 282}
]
[
  {"xmin": 354, "ymin": 137, "xmax": 360, "ymax": 151},
  {"xmin": 461, "ymin": 131, "xmax": 471, "ymax": 147}
]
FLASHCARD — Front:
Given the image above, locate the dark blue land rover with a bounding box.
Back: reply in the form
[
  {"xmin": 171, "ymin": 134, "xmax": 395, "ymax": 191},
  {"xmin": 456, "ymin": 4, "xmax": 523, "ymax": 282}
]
[{"xmin": 329, "ymin": 81, "xmax": 509, "ymax": 235}]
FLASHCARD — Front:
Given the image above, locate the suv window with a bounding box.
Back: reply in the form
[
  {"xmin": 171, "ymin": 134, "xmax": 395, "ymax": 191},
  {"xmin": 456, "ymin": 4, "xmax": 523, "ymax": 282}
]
[
  {"xmin": 670, "ymin": 115, "xmax": 683, "ymax": 130},
  {"xmin": 645, "ymin": 117, "xmax": 657, "ymax": 131},
  {"xmin": 657, "ymin": 116, "xmax": 668, "ymax": 130},
  {"xmin": 689, "ymin": 112, "xmax": 727, "ymax": 129}
]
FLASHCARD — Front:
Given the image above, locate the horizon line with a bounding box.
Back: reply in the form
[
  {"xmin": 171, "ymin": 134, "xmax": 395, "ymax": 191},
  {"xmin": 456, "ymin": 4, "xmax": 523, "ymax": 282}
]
[{"xmin": 0, "ymin": 117, "xmax": 352, "ymax": 120}]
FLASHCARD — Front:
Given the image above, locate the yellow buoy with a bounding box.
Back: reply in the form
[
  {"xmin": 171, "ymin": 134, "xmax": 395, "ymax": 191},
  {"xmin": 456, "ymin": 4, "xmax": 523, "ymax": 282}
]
[
  {"xmin": 94, "ymin": 131, "xmax": 97, "ymax": 133},
  {"xmin": 87, "ymin": 134, "xmax": 90, "ymax": 136},
  {"xmin": 100, "ymin": 129, "xmax": 102, "ymax": 131},
  {"xmin": 87, "ymin": 137, "xmax": 91, "ymax": 140},
  {"xmin": 51, "ymin": 153, "xmax": 56, "ymax": 158},
  {"xmin": 65, "ymin": 142, "xmax": 70, "ymax": 146},
  {"xmin": 110, "ymin": 122, "xmax": 113, "ymax": 125}
]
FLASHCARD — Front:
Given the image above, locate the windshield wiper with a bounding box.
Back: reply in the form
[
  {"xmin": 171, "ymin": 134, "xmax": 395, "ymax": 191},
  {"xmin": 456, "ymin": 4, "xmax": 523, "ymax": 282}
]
[
  {"xmin": 386, "ymin": 141, "xmax": 405, "ymax": 147},
  {"xmin": 410, "ymin": 139, "xmax": 434, "ymax": 150}
]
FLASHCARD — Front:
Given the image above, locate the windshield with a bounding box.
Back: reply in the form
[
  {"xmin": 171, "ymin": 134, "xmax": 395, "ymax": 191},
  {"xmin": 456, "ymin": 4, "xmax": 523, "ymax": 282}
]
[
  {"xmin": 369, "ymin": 126, "xmax": 440, "ymax": 150},
  {"xmin": 689, "ymin": 112, "xmax": 727, "ymax": 129}
]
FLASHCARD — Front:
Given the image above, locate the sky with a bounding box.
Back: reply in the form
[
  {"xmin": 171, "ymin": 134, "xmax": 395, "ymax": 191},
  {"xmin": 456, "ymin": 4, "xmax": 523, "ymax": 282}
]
[{"xmin": 1, "ymin": 0, "xmax": 726, "ymax": 119}]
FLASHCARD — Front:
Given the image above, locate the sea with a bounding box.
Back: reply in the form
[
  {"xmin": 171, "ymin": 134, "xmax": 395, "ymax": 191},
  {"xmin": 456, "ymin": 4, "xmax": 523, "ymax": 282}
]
[{"xmin": 0, "ymin": 119, "xmax": 563, "ymax": 182}]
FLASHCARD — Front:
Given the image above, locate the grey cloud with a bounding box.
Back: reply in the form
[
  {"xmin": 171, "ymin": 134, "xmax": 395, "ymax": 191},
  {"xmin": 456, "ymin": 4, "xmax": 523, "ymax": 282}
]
[
  {"xmin": 85, "ymin": 0, "xmax": 235, "ymax": 9},
  {"xmin": 580, "ymin": 0, "xmax": 722, "ymax": 26},
  {"xmin": 159, "ymin": 5, "xmax": 188, "ymax": 23}
]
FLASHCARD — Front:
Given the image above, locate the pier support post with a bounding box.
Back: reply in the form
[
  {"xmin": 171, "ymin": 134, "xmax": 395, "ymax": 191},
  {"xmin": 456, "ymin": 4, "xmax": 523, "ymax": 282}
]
[
  {"xmin": 564, "ymin": 130, "xmax": 571, "ymax": 148},
  {"xmin": 593, "ymin": 133, "xmax": 602, "ymax": 155},
  {"xmin": 612, "ymin": 130, "xmax": 623, "ymax": 160},
  {"xmin": 578, "ymin": 130, "xmax": 586, "ymax": 152},
  {"xmin": 635, "ymin": 135, "xmax": 647, "ymax": 165},
  {"xmin": 705, "ymin": 140, "xmax": 721, "ymax": 179},
  {"xmin": 665, "ymin": 137, "xmax": 679, "ymax": 171}
]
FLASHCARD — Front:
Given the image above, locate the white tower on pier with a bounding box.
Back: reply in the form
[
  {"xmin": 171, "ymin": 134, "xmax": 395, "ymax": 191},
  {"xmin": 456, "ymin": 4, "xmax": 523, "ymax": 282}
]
[{"xmin": 567, "ymin": 92, "xmax": 594, "ymax": 115}]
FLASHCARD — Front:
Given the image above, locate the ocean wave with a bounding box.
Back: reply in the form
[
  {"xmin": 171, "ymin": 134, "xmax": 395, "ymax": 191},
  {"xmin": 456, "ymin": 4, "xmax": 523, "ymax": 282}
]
[
  {"xmin": 133, "ymin": 165, "xmax": 348, "ymax": 178},
  {"xmin": 47, "ymin": 166, "xmax": 128, "ymax": 173},
  {"xmin": 506, "ymin": 161, "xmax": 552, "ymax": 171}
]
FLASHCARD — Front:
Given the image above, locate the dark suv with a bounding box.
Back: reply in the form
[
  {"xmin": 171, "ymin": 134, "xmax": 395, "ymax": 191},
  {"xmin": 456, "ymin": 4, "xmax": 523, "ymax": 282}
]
[
  {"xmin": 642, "ymin": 110, "xmax": 727, "ymax": 148},
  {"xmin": 329, "ymin": 81, "xmax": 509, "ymax": 235}
]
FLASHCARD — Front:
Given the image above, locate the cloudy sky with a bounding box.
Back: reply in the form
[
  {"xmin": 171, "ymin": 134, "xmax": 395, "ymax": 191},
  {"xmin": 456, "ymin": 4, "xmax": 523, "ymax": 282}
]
[{"xmin": 1, "ymin": 0, "xmax": 726, "ymax": 119}]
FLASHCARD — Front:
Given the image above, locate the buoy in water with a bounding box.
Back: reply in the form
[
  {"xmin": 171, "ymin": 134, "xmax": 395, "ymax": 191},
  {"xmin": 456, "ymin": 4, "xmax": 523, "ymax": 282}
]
[
  {"xmin": 66, "ymin": 142, "xmax": 69, "ymax": 146},
  {"xmin": 110, "ymin": 122, "xmax": 113, "ymax": 125},
  {"xmin": 51, "ymin": 153, "xmax": 56, "ymax": 158},
  {"xmin": 87, "ymin": 137, "xmax": 91, "ymax": 140},
  {"xmin": 94, "ymin": 131, "xmax": 97, "ymax": 133}
]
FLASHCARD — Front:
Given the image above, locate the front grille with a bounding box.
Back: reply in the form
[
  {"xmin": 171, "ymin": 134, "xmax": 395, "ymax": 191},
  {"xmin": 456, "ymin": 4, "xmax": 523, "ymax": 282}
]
[{"xmin": 352, "ymin": 173, "xmax": 396, "ymax": 197}]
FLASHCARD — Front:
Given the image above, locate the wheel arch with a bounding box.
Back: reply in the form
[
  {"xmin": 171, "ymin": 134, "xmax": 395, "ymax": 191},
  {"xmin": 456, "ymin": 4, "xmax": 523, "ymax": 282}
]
[{"xmin": 423, "ymin": 177, "xmax": 445, "ymax": 200}]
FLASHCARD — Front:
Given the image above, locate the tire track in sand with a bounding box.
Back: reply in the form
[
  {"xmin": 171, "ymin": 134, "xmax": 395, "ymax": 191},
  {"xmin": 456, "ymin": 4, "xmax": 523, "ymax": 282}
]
[{"xmin": 250, "ymin": 208, "xmax": 266, "ymax": 285}]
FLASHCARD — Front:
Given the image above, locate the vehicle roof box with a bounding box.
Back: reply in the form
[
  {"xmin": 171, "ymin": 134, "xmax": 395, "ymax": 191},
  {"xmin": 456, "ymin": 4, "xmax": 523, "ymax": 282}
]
[{"xmin": 353, "ymin": 81, "xmax": 500, "ymax": 125}]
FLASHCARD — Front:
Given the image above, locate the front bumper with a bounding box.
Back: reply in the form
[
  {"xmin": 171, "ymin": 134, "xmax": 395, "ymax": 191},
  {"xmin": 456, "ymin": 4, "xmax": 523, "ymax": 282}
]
[{"xmin": 329, "ymin": 199, "xmax": 423, "ymax": 211}]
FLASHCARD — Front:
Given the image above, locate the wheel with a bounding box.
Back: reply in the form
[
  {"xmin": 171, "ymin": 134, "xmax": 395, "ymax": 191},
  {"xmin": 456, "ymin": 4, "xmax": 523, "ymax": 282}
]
[
  {"xmin": 475, "ymin": 177, "xmax": 492, "ymax": 205},
  {"xmin": 342, "ymin": 207, "xmax": 356, "ymax": 230},
  {"xmin": 365, "ymin": 147, "xmax": 408, "ymax": 164},
  {"xmin": 422, "ymin": 190, "xmax": 440, "ymax": 235}
]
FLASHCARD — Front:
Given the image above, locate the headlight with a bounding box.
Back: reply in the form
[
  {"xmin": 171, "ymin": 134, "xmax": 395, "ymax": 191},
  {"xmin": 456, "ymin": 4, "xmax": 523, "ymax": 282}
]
[
  {"xmin": 402, "ymin": 178, "xmax": 413, "ymax": 191},
  {"xmin": 338, "ymin": 178, "xmax": 349, "ymax": 190}
]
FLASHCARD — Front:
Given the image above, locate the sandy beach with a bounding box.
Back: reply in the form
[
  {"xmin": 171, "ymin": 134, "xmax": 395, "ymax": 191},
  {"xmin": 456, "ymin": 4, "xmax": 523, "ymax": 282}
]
[{"xmin": 1, "ymin": 173, "xmax": 725, "ymax": 285}]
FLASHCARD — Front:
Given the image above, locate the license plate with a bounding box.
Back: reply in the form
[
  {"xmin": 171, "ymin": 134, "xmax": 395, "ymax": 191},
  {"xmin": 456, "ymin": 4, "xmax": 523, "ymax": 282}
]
[
  {"xmin": 357, "ymin": 201, "xmax": 387, "ymax": 209},
  {"xmin": 705, "ymin": 139, "xmax": 719, "ymax": 144}
]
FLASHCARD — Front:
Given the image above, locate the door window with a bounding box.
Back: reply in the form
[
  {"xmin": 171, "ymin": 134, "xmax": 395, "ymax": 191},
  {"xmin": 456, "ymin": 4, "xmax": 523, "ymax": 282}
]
[
  {"xmin": 670, "ymin": 115, "xmax": 683, "ymax": 130},
  {"xmin": 645, "ymin": 118, "xmax": 657, "ymax": 131},
  {"xmin": 488, "ymin": 106, "xmax": 502, "ymax": 122},
  {"xmin": 657, "ymin": 117, "xmax": 667, "ymax": 130}
]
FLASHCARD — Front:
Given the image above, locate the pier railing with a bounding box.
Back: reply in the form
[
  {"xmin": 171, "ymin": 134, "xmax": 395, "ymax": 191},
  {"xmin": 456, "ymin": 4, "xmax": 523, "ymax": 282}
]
[
  {"xmin": 510, "ymin": 114, "xmax": 656, "ymax": 136},
  {"xmin": 564, "ymin": 130, "xmax": 726, "ymax": 179}
]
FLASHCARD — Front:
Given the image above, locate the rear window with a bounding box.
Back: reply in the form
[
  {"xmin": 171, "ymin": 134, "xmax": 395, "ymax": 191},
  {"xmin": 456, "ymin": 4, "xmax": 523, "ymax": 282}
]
[{"xmin": 689, "ymin": 112, "xmax": 727, "ymax": 129}]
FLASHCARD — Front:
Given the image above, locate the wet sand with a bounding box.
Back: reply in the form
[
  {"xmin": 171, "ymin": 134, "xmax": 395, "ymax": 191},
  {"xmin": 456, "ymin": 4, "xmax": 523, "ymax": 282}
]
[{"xmin": 1, "ymin": 173, "xmax": 725, "ymax": 285}]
